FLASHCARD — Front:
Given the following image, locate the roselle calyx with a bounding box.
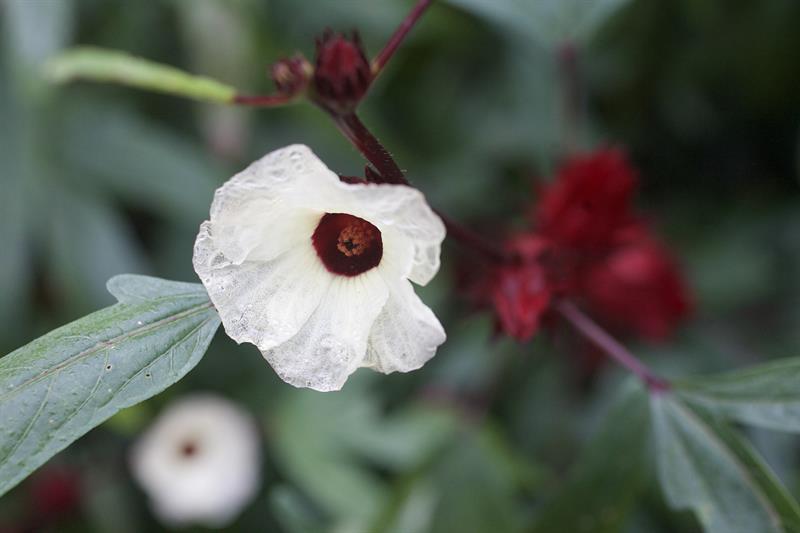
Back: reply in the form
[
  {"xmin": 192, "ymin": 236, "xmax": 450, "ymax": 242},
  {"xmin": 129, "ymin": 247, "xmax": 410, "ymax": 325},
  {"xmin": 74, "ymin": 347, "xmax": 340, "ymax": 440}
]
[
  {"xmin": 311, "ymin": 30, "xmax": 373, "ymax": 114},
  {"xmin": 461, "ymin": 148, "xmax": 692, "ymax": 347}
]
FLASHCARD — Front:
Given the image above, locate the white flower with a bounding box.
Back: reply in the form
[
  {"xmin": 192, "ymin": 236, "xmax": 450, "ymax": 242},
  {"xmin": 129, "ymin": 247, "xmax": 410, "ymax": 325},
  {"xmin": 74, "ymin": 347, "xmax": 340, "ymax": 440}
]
[
  {"xmin": 130, "ymin": 395, "xmax": 261, "ymax": 528},
  {"xmin": 193, "ymin": 144, "xmax": 446, "ymax": 392}
]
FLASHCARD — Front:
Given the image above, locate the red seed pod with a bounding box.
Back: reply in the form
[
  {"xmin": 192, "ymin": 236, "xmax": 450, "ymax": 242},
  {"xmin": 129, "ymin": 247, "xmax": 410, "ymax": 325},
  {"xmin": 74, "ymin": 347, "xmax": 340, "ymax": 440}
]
[{"xmin": 312, "ymin": 30, "xmax": 373, "ymax": 114}]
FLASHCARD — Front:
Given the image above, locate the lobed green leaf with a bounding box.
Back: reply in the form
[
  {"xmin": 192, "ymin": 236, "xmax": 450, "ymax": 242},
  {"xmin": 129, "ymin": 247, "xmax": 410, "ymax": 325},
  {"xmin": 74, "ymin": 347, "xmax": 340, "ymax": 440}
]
[
  {"xmin": 444, "ymin": 0, "xmax": 633, "ymax": 47},
  {"xmin": 676, "ymin": 357, "xmax": 800, "ymax": 433},
  {"xmin": 0, "ymin": 275, "xmax": 220, "ymax": 497},
  {"xmin": 45, "ymin": 47, "xmax": 237, "ymax": 103},
  {"xmin": 651, "ymin": 394, "xmax": 800, "ymax": 533}
]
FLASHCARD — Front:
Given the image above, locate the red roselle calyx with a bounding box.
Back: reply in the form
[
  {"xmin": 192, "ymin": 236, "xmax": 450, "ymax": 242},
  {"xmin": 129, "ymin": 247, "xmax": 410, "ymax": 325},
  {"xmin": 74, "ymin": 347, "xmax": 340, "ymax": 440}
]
[
  {"xmin": 312, "ymin": 30, "xmax": 373, "ymax": 114},
  {"xmin": 462, "ymin": 148, "xmax": 692, "ymax": 347}
]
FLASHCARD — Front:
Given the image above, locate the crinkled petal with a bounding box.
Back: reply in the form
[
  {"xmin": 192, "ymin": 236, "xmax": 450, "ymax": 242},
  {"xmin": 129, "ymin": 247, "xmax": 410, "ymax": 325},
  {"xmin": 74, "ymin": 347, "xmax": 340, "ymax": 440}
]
[
  {"xmin": 264, "ymin": 269, "xmax": 389, "ymax": 391},
  {"xmin": 206, "ymin": 144, "xmax": 444, "ymax": 284},
  {"xmin": 365, "ymin": 279, "xmax": 446, "ymax": 373},
  {"xmin": 194, "ymin": 223, "xmax": 331, "ymax": 350},
  {"xmin": 207, "ymin": 145, "xmax": 338, "ymax": 263}
]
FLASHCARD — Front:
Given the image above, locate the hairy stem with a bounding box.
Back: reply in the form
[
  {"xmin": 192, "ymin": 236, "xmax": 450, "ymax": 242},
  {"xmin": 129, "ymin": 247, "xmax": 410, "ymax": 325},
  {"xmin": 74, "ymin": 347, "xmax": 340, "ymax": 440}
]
[
  {"xmin": 556, "ymin": 300, "xmax": 670, "ymax": 392},
  {"xmin": 372, "ymin": 0, "xmax": 434, "ymax": 77},
  {"xmin": 332, "ymin": 113, "xmax": 407, "ymax": 184}
]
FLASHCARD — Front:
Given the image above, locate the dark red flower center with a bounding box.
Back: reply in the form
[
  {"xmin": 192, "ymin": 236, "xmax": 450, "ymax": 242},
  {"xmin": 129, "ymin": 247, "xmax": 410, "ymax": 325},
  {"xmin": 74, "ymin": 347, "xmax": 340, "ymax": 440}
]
[
  {"xmin": 179, "ymin": 440, "xmax": 199, "ymax": 458},
  {"xmin": 312, "ymin": 213, "xmax": 383, "ymax": 276}
]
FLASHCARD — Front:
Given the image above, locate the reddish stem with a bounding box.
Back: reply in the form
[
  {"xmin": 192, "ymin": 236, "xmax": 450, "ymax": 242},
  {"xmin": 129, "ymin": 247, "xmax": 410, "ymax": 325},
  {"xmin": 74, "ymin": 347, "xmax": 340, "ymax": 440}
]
[
  {"xmin": 331, "ymin": 112, "xmax": 511, "ymax": 263},
  {"xmin": 556, "ymin": 300, "xmax": 670, "ymax": 392},
  {"xmin": 332, "ymin": 112, "xmax": 407, "ymax": 184},
  {"xmin": 372, "ymin": 0, "xmax": 434, "ymax": 76},
  {"xmin": 233, "ymin": 93, "xmax": 295, "ymax": 106},
  {"xmin": 437, "ymin": 211, "xmax": 510, "ymax": 264}
]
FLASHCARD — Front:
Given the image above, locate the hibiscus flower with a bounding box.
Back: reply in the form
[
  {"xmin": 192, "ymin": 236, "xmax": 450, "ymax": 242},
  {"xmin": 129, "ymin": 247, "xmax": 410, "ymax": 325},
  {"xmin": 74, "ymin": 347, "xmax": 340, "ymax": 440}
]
[{"xmin": 193, "ymin": 145, "xmax": 446, "ymax": 391}]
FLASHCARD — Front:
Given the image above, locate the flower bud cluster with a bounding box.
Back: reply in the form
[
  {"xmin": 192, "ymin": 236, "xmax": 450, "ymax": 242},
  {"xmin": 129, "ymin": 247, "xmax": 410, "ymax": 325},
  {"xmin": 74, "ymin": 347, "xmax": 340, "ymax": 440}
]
[{"xmin": 266, "ymin": 31, "xmax": 373, "ymax": 114}]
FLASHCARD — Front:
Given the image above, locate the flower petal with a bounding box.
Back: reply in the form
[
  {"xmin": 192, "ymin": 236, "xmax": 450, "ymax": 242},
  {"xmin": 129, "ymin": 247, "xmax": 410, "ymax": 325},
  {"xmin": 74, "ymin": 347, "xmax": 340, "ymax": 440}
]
[
  {"xmin": 365, "ymin": 279, "xmax": 446, "ymax": 374},
  {"xmin": 207, "ymin": 144, "xmax": 337, "ymax": 263},
  {"xmin": 264, "ymin": 269, "xmax": 389, "ymax": 391},
  {"xmin": 194, "ymin": 223, "xmax": 332, "ymax": 350},
  {"xmin": 206, "ymin": 144, "xmax": 444, "ymax": 282},
  {"xmin": 345, "ymin": 184, "xmax": 446, "ymax": 286}
]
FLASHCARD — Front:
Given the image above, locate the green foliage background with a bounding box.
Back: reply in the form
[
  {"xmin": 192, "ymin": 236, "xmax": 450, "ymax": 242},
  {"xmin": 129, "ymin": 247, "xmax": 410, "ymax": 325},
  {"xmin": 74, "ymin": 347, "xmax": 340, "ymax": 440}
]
[{"xmin": 1, "ymin": 0, "xmax": 799, "ymax": 531}]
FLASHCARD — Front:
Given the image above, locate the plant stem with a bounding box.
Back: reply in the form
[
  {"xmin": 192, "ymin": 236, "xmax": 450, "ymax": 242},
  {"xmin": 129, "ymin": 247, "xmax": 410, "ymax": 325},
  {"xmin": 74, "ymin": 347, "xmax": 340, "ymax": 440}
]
[
  {"xmin": 436, "ymin": 211, "xmax": 510, "ymax": 263},
  {"xmin": 556, "ymin": 300, "xmax": 670, "ymax": 392},
  {"xmin": 331, "ymin": 112, "xmax": 511, "ymax": 263},
  {"xmin": 372, "ymin": 0, "xmax": 434, "ymax": 77},
  {"xmin": 332, "ymin": 113, "xmax": 407, "ymax": 184},
  {"xmin": 233, "ymin": 93, "xmax": 295, "ymax": 106},
  {"xmin": 557, "ymin": 42, "xmax": 581, "ymax": 154}
]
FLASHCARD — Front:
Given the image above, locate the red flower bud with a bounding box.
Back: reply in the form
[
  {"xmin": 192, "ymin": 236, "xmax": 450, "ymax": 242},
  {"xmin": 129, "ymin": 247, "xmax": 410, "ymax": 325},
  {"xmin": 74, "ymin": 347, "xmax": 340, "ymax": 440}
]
[
  {"xmin": 491, "ymin": 261, "xmax": 551, "ymax": 342},
  {"xmin": 312, "ymin": 30, "xmax": 372, "ymax": 114},
  {"xmin": 463, "ymin": 235, "xmax": 553, "ymax": 342},
  {"xmin": 270, "ymin": 54, "xmax": 312, "ymax": 98}
]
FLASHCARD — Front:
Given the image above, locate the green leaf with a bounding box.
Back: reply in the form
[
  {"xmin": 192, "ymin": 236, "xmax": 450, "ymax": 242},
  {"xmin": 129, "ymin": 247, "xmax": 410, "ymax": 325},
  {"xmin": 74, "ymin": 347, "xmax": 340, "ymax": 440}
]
[
  {"xmin": 676, "ymin": 357, "xmax": 800, "ymax": 433},
  {"xmin": 270, "ymin": 376, "xmax": 457, "ymax": 530},
  {"xmin": 530, "ymin": 380, "xmax": 650, "ymax": 533},
  {"xmin": 0, "ymin": 58, "xmax": 32, "ymax": 346},
  {"xmin": 650, "ymin": 394, "xmax": 800, "ymax": 533},
  {"xmin": 423, "ymin": 428, "xmax": 526, "ymax": 533},
  {"xmin": 45, "ymin": 47, "xmax": 237, "ymax": 103},
  {"xmin": 3, "ymin": 0, "xmax": 74, "ymax": 78},
  {"xmin": 61, "ymin": 101, "xmax": 223, "ymax": 222},
  {"xmin": 48, "ymin": 188, "xmax": 150, "ymax": 311},
  {"xmin": 444, "ymin": 0, "xmax": 633, "ymax": 47},
  {"xmin": 0, "ymin": 275, "xmax": 220, "ymax": 497},
  {"xmin": 269, "ymin": 485, "xmax": 325, "ymax": 533}
]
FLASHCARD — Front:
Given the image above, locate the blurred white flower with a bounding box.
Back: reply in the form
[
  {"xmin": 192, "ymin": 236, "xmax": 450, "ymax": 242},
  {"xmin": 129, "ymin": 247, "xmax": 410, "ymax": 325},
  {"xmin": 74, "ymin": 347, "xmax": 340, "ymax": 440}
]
[
  {"xmin": 193, "ymin": 144, "xmax": 446, "ymax": 391},
  {"xmin": 130, "ymin": 395, "xmax": 261, "ymax": 528}
]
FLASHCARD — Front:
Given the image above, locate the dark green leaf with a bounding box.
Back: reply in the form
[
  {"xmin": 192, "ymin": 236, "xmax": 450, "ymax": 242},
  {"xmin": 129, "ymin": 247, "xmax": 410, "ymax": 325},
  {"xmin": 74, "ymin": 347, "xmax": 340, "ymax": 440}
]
[
  {"xmin": 531, "ymin": 380, "xmax": 650, "ymax": 533},
  {"xmin": 444, "ymin": 0, "xmax": 632, "ymax": 47},
  {"xmin": 677, "ymin": 357, "xmax": 800, "ymax": 433},
  {"xmin": 425, "ymin": 428, "xmax": 525, "ymax": 533},
  {"xmin": 61, "ymin": 101, "xmax": 223, "ymax": 222},
  {"xmin": 651, "ymin": 394, "xmax": 800, "ymax": 533},
  {"xmin": 269, "ymin": 485, "xmax": 325, "ymax": 533},
  {"xmin": 0, "ymin": 275, "xmax": 220, "ymax": 497},
  {"xmin": 270, "ymin": 376, "xmax": 457, "ymax": 530},
  {"xmin": 48, "ymin": 189, "xmax": 150, "ymax": 311}
]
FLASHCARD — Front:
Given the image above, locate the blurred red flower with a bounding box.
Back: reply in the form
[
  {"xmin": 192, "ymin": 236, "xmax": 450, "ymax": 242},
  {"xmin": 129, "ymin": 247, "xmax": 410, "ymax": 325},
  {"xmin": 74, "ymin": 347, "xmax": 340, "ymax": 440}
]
[
  {"xmin": 536, "ymin": 148, "xmax": 637, "ymax": 251},
  {"xmin": 28, "ymin": 466, "xmax": 81, "ymax": 519},
  {"xmin": 465, "ymin": 147, "xmax": 691, "ymax": 345}
]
